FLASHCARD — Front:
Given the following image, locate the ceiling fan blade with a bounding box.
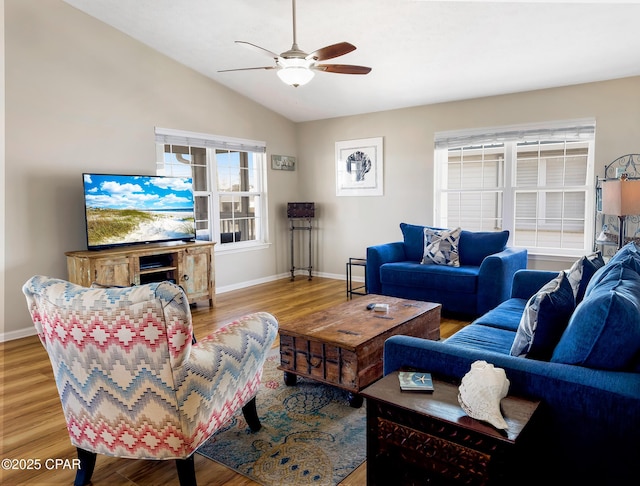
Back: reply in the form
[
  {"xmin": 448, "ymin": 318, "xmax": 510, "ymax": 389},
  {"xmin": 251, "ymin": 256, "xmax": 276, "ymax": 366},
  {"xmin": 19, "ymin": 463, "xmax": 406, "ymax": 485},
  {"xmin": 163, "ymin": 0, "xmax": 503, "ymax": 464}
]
[
  {"xmin": 235, "ymin": 41, "xmax": 280, "ymax": 59},
  {"xmin": 306, "ymin": 42, "xmax": 356, "ymax": 61},
  {"xmin": 314, "ymin": 64, "xmax": 372, "ymax": 75},
  {"xmin": 218, "ymin": 66, "xmax": 277, "ymax": 73}
]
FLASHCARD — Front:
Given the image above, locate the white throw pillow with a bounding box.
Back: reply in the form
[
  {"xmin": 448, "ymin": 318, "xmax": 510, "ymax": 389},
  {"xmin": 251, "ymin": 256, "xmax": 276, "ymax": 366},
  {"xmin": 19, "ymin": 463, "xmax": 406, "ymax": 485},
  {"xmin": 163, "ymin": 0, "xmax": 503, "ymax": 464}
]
[{"xmin": 421, "ymin": 227, "xmax": 462, "ymax": 266}]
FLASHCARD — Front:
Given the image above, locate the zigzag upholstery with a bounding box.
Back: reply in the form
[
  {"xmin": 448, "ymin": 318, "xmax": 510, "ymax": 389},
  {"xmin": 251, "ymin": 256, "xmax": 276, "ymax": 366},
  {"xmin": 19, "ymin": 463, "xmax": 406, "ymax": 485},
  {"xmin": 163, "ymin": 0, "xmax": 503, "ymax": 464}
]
[{"xmin": 23, "ymin": 275, "xmax": 278, "ymax": 483}]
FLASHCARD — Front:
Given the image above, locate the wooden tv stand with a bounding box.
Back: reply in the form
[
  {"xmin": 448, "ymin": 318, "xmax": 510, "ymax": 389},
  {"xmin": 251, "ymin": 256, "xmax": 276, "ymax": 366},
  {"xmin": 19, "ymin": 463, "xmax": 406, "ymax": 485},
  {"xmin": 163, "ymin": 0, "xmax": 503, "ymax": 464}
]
[{"xmin": 65, "ymin": 241, "xmax": 215, "ymax": 306}]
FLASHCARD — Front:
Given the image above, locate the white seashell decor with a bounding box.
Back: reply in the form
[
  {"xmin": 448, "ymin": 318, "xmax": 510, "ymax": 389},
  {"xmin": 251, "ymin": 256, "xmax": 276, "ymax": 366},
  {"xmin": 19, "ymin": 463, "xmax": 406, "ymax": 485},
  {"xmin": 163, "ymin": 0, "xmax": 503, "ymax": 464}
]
[{"xmin": 458, "ymin": 360, "xmax": 510, "ymax": 430}]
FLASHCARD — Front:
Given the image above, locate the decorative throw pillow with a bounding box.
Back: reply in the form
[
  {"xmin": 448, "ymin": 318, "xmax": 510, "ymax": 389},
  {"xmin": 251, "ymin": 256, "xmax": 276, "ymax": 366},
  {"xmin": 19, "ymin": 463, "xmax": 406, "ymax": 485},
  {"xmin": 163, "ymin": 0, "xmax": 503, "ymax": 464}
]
[
  {"xmin": 421, "ymin": 227, "xmax": 462, "ymax": 266},
  {"xmin": 400, "ymin": 222, "xmax": 447, "ymax": 262},
  {"xmin": 565, "ymin": 251, "xmax": 605, "ymax": 304},
  {"xmin": 510, "ymin": 271, "xmax": 575, "ymax": 360}
]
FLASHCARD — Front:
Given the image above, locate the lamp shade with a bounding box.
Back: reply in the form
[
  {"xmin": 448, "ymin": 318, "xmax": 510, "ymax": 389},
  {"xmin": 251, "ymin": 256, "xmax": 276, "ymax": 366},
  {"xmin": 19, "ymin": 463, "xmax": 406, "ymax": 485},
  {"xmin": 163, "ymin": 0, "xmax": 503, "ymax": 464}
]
[{"xmin": 601, "ymin": 179, "xmax": 640, "ymax": 216}]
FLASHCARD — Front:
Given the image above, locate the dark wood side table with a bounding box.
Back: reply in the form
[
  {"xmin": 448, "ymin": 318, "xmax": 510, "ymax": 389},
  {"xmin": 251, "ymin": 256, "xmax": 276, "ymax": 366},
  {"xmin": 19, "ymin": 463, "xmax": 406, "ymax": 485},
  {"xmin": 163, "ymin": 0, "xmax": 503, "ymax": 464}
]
[{"xmin": 360, "ymin": 371, "xmax": 539, "ymax": 486}]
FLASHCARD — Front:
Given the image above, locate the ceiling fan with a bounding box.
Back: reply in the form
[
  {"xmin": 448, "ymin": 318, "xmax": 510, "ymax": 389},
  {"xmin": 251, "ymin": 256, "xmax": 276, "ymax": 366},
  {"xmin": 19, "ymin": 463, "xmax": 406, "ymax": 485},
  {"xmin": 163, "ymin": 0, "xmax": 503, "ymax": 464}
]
[{"xmin": 218, "ymin": 0, "xmax": 372, "ymax": 87}]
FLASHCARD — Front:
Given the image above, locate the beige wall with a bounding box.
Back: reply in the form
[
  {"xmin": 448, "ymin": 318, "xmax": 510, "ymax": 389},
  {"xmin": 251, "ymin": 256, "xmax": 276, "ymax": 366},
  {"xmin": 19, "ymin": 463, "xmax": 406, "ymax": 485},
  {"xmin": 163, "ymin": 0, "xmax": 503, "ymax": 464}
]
[
  {"xmin": 297, "ymin": 77, "xmax": 640, "ymax": 276},
  {"xmin": 4, "ymin": 0, "xmax": 640, "ymax": 339},
  {"xmin": 1, "ymin": 0, "xmax": 6, "ymax": 337},
  {"xmin": 3, "ymin": 0, "xmax": 299, "ymax": 338}
]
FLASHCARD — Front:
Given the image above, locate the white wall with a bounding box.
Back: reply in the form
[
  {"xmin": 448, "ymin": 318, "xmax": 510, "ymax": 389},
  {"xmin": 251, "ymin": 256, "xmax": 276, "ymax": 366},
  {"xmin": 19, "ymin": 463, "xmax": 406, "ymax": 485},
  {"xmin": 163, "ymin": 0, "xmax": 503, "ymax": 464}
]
[
  {"xmin": 3, "ymin": 0, "xmax": 299, "ymax": 338},
  {"xmin": 297, "ymin": 77, "xmax": 640, "ymax": 276}
]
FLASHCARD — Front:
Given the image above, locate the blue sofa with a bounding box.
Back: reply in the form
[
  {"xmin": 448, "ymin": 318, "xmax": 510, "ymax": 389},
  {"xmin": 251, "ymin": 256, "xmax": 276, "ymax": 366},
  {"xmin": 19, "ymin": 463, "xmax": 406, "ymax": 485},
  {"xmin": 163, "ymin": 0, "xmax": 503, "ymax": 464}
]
[
  {"xmin": 366, "ymin": 223, "xmax": 528, "ymax": 316},
  {"xmin": 383, "ymin": 243, "xmax": 640, "ymax": 484}
]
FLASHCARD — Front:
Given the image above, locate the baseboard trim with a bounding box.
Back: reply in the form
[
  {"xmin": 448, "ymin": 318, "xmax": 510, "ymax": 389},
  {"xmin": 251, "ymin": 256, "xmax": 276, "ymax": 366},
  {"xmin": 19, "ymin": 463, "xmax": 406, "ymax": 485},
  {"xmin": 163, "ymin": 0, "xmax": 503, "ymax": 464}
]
[
  {"xmin": 215, "ymin": 270, "xmax": 354, "ymax": 294},
  {"xmin": 0, "ymin": 326, "xmax": 38, "ymax": 343}
]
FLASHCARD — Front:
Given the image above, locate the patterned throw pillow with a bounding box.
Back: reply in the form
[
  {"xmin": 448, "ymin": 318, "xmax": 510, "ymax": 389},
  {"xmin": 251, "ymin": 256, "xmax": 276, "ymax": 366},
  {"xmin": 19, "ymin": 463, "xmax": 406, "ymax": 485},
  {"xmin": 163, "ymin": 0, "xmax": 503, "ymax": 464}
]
[
  {"xmin": 565, "ymin": 251, "xmax": 605, "ymax": 304},
  {"xmin": 421, "ymin": 227, "xmax": 462, "ymax": 266},
  {"xmin": 510, "ymin": 271, "xmax": 575, "ymax": 360}
]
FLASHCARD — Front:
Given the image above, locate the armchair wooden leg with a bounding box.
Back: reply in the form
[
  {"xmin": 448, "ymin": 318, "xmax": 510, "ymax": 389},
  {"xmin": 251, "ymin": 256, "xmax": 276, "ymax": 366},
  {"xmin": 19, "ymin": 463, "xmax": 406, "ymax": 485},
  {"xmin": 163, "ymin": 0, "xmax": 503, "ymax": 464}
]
[
  {"xmin": 176, "ymin": 455, "xmax": 197, "ymax": 486},
  {"xmin": 242, "ymin": 396, "xmax": 261, "ymax": 432},
  {"xmin": 74, "ymin": 448, "xmax": 97, "ymax": 486}
]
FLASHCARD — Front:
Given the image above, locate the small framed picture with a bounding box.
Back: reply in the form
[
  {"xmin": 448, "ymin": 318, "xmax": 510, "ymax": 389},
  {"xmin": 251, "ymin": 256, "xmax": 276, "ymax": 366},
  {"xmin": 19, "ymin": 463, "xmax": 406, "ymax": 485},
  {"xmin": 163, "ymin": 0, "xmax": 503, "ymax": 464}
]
[{"xmin": 271, "ymin": 155, "xmax": 296, "ymax": 171}]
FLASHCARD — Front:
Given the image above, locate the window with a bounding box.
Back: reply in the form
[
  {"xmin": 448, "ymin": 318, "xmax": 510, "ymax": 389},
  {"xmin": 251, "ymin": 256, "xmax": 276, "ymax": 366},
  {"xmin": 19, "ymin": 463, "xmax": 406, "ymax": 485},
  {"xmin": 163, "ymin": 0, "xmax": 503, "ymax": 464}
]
[
  {"xmin": 434, "ymin": 119, "xmax": 596, "ymax": 256},
  {"xmin": 155, "ymin": 128, "xmax": 268, "ymax": 250}
]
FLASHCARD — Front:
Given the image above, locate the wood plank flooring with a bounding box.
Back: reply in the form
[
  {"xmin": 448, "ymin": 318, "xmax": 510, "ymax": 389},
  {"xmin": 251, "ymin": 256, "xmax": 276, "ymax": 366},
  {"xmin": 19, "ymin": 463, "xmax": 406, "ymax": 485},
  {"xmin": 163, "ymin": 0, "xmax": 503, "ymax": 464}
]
[{"xmin": 0, "ymin": 277, "xmax": 468, "ymax": 485}]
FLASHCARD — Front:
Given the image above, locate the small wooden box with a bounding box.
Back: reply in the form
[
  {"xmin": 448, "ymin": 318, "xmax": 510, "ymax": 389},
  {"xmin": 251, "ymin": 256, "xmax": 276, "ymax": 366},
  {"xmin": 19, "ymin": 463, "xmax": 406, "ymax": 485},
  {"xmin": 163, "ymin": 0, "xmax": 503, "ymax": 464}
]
[{"xmin": 287, "ymin": 202, "xmax": 315, "ymax": 219}]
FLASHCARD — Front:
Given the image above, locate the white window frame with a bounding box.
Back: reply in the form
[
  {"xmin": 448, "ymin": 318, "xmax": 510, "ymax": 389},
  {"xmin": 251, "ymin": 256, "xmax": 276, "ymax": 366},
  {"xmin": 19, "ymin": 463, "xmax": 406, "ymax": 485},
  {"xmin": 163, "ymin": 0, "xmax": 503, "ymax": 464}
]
[
  {"xmin": 434, "ymin": 119, "xmax": 596, "ymax": 258},
  {"xmin": 155, "ymin": 127, "xmax": 269, "ymax": 254}
]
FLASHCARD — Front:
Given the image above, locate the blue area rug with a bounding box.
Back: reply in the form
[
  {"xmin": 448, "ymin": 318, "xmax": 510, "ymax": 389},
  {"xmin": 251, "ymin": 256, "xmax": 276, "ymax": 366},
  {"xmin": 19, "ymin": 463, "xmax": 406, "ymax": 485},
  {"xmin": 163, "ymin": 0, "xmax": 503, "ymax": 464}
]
[{"xmin": 197, "ymin": 352, "xmax": 366, "ymax": 485}]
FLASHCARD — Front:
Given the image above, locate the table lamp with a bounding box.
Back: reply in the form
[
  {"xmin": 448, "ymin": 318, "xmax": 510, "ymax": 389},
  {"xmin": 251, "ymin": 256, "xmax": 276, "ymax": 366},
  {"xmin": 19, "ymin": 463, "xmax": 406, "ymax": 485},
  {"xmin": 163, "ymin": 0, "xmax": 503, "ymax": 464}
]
[{"xmin": 601, "ymin": 178, "xmax": 640, "ymax": 249}]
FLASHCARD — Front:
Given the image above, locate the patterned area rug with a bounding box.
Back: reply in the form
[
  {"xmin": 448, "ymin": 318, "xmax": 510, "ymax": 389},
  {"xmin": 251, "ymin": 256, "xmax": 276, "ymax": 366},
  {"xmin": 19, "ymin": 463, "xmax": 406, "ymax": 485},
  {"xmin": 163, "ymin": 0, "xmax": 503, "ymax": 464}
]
[{"xmin": 197, "ymin": 352, "xmax": 367, "ymax": 486}]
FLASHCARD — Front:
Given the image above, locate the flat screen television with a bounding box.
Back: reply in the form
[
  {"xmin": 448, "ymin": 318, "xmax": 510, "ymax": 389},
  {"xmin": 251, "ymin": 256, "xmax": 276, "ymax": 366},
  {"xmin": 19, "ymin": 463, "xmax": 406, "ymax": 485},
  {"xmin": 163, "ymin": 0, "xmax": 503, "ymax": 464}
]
[{"xmin": 82, "ymin": 173, "xmax": 196, "ymax": 250}]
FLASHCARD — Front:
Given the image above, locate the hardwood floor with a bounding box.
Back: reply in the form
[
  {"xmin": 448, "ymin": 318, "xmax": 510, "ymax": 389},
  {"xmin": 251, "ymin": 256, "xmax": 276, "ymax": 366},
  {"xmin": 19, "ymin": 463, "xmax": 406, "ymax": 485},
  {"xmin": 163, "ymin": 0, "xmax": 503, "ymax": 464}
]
[{"xmin": 1, "ymin": 277, "xmax": 468, "ymax": 485}]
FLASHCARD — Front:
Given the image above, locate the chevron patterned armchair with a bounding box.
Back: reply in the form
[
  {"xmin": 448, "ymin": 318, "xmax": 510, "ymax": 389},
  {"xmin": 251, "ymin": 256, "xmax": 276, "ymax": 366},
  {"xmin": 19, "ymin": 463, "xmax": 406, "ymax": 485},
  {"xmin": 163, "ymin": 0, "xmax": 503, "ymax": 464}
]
[{"xmin": 22, "ymin": 276, "xmax": 278, "ymax": 486}]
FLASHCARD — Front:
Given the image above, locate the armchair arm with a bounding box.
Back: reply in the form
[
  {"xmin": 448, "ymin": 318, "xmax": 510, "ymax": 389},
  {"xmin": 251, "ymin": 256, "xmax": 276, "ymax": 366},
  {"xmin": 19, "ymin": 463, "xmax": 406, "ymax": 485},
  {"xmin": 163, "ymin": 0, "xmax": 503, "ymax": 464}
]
[
  {"xmin": 175, "ymin": 312, "xmax": 278, "ymax": 453},
  {"xmin": 476, "ymin": 247, "xmax": 528, "ymax": 315},
  {"xmin": 366, "ymin": 242, "xmax": 407, "ymax": 294},
  {"xmin": 510, "ymin": 269, "xmax": 559, "ymax": 300}
]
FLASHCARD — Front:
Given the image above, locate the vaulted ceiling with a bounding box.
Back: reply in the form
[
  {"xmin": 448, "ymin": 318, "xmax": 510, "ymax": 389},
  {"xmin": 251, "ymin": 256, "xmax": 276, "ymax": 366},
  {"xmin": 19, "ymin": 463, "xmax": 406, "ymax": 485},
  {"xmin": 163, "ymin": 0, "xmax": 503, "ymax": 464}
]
[{"xmin": 63, "ymin": 0, "xmax": 640, "ymax": 122}]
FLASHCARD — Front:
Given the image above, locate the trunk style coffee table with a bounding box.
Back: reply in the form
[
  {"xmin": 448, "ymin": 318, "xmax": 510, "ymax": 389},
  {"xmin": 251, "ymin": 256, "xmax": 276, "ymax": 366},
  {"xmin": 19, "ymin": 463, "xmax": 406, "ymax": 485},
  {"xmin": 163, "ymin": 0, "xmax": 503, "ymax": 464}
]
[{"xmin": 278, "ymin": 295, "xmax": 441, "ymax": 407}]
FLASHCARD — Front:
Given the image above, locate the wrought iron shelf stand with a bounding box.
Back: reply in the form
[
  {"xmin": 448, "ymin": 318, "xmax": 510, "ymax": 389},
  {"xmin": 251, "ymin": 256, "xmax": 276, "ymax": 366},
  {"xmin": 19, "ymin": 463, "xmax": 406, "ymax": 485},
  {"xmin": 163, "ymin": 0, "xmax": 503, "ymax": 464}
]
[{"xmin": 289, "ymin": 217, "xmax": 313, "ymax": 280}]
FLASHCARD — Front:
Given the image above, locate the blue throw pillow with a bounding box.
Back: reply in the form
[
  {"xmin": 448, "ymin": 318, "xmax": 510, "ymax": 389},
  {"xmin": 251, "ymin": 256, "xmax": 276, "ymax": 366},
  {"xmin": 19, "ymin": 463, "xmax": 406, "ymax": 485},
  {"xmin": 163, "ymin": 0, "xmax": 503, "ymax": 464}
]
[
  {"xmin": 400, "ymin": 222, "xmax": 446, "ymax": 262},
  {"xmin": 459, "ymin": 230, "xmax": 509, "ymax": 266},
  {"xmin": 608, "ymin": 241, "xmax": 640, "ymax": 267},
  {"xmin": 510, "ymin": 271, "xmax": 575, "ymax": 360},
  {"xmin": 552, "ymin": 263, "xmax": 640, "ymax": 370},
  {"xmin": 585, "ymin": 253, "xmax": 640, "ymax": 297}
]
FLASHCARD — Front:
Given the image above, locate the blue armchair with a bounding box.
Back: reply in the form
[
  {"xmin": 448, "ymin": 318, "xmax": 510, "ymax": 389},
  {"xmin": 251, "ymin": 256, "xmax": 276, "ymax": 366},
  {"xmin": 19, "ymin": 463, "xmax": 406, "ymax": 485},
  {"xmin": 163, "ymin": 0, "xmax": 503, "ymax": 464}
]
[{"xmin": 366, "ymin": 223, "xmax": 528, "ymax": 316}]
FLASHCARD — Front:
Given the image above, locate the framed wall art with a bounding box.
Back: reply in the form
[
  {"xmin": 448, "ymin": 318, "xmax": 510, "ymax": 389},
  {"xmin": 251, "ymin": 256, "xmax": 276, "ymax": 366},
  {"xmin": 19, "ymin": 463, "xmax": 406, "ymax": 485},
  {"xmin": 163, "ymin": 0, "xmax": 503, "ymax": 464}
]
[
  {"xmin": 271, "ymin": 155, "xmax": 296, "ymax": 171},
  {"xmin": 335, "ymin": 137, "xmax": 383, "ymax": 196}
]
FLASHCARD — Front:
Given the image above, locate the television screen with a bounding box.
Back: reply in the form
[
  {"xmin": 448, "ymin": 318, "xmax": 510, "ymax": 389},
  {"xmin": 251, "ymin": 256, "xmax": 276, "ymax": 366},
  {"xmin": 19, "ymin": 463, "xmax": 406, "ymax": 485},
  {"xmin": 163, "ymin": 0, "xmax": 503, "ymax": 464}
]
[{"xmin": 82, "ymin": 173, "xmax": 196, "ymax": 250}]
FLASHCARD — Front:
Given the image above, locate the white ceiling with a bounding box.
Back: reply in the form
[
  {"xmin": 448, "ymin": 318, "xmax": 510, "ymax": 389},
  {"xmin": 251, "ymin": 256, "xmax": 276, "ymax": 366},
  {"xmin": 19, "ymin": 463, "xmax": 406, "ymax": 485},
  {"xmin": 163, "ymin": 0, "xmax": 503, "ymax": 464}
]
[{"xmin": 62, "ymin": 0, "xmax": 640, "ymax": 123}]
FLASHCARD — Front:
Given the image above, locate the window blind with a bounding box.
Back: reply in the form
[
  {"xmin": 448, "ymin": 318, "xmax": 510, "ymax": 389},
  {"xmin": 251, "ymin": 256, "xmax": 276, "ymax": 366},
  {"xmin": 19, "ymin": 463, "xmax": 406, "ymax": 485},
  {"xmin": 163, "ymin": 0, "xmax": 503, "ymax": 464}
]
[
  {"xmin": 434, "ymin": 118, "xmax": 596, "ymax": 150},
  {"xmin": 155, "ymin": 127, "xmax": 266, "ymax": 153}
]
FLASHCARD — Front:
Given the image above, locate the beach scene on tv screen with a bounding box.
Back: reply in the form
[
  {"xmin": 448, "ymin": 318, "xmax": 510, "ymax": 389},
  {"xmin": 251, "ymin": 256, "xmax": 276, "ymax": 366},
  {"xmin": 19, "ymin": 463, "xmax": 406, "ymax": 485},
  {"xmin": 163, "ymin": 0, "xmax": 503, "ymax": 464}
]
[{"xmin": 83, "ymin": 174, "xmax": 196, "ymax": 247}]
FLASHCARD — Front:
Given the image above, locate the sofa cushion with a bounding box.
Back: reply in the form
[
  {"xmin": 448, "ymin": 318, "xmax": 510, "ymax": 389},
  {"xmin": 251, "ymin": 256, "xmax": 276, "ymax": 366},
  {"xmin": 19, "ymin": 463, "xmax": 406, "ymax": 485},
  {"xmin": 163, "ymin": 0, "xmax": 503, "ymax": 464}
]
[
  {"xmin": 445, "ymin": 324, "xmax": 515, "ymax": 355},
  {"xmin": 585, "ymin": 252, "xmax": 640, "ymax": 296},
  {"xmin": 565, "ymin": 251, "xmax": 605, "ymax": 304},
  {"xmin": 472, "ymin": 298, "xmax": 528, "ymax": 332},
  {"xmin": 510, "ymin": 271, "xmax": 575, "ymax": 360},
  {"xmin": 552, "ymin": 263, "xmax": 640, "ymax": 370},
  {"xmin": 400, "ymin": 223, "xmax": 446, "ymax": 262},
  {"xmin": 459, "ymin": 230, "xmax": 509, "ymax": 266},
  {"xmin": 380, "ymin": 261, "xmax": 478, "ymax": 293},
  {"xmin": 608, "ymin": 241, "xmax": 640, "ymax": 267},
  {"xmin": 421, "ymin": 227, "xmax": 461, "ymax": 266}
]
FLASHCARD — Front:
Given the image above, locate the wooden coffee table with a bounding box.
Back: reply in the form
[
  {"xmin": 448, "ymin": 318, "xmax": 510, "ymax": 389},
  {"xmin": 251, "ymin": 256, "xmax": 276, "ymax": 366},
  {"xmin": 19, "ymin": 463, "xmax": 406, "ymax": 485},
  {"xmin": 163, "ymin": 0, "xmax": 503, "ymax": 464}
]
[{"xmin": 278, "ymin": 295, "xmax": 441, "ymax": 407}]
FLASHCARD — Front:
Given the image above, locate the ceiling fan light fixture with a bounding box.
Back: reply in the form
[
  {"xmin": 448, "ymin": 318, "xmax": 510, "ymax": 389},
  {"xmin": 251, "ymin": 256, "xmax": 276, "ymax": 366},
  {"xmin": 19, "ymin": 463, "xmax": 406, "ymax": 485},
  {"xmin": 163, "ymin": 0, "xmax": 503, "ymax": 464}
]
[{"xmin": 277, "ymin": 58, "xmax": 315, "ymax": 87}]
